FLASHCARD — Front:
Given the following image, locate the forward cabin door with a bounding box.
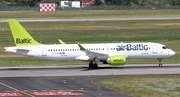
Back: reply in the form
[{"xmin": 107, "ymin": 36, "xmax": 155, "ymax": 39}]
[
  {"xmin": 42, "ymin": 47, "xmax": 47, "ymax": 56},
  {"xmin": 152, "ymin": 45, "xmax": 158, "ymax": 54}
]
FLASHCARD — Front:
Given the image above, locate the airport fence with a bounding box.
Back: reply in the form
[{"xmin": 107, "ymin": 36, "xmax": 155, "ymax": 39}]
[
  {"xmin": 0, "ymin": 6, "xmax": 38, "ymax": 11},
  {"xmin": 58, "ymin": 5, "xmax": 180, "ymax": 10},
  {"xmin": 0, "ymin": 5, "xmax": 180, "ymax": 11}
]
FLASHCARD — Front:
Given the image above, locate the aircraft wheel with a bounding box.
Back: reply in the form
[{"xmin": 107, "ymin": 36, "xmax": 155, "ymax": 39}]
[
  {"xmin": 89, "ymin": 63, "xmax": 93, "ymax": 68},
  {"xmin": 89, "ymin": 63, "xmax": 98, "ymax": 69},
  {"xmin": 159, "ymin": 64, "xmax": 163, "ymax": 67},
  {"xmin": 158, "ymin": 58, "xmax": 163, "ymax": 67},
  {"xmin": 93, "ymin": 63, "xmax": 98, "ymax": 69}
]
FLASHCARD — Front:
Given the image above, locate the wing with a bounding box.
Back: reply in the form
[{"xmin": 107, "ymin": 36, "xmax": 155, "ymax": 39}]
[
  {"xmin": 77, "ymin": 43, "xmax": 109, "ymax": 62},
  {"xmin": 77, "ymin": 43, "xmax": 129, "ymax": 62}
]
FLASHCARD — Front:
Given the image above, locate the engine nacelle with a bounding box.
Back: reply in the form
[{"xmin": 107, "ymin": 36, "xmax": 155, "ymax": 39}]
[{"xmin": 106, "ymin": 55, "xmax": 126, "ymax": 65}]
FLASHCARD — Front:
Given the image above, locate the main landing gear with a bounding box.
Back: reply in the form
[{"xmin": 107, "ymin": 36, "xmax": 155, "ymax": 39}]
[
  {"xmin": 158, "ymin": 58, "xmax": 163, "ymax": 67},
  {"xmin": 89, "ymin": 62, "xmax": 98, "ymax": 69}
]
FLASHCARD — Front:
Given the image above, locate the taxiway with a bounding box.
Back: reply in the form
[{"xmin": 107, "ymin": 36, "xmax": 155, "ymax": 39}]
[
  {"xmin": 0, "ymin": 64, "xmax": 180, "ymax": 77},
  {"xmin": 0, "ymin": 64, "xmax": 179, "ymax": 97},
  {"xmin": 1, "ymin": 16, "xmax": 180, "ymax": 22}
]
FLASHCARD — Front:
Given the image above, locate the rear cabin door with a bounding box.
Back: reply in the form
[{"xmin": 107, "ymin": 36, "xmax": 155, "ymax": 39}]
[{"xmin": 42, "ymin": 48, "xmax": 47, "ymax": 56}]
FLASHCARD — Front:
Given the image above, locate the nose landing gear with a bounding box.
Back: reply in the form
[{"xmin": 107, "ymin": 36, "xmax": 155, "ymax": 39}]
[{"xmin": 158, "ymin": 58, "xmax": 163, "ymax": 67}]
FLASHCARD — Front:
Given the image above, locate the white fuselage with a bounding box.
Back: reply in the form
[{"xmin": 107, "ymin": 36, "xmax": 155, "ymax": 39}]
[{"xmin": 4, "ymin": 42, "xmax": 175, "ymax": 62}]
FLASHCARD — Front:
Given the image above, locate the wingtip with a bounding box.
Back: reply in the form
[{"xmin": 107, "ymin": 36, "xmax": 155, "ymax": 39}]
[
  {"xmin": 77, "ymin": 43, "xmax": 86, "ymax": 50},
  {"xmin": 58, "ymin": 39, "xmax": 66, "ymax": 44}
]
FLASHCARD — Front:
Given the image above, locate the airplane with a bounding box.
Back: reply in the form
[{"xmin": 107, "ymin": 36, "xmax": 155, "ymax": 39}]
[{"xmin": 4, "ymin": 19, "xmax": 175, "ymax": 68}]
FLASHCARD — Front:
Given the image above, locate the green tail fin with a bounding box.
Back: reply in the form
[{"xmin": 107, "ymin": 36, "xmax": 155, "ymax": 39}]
[{"xmin": 8, "ymin": 19, "xmax": 42, "ymax": 46}]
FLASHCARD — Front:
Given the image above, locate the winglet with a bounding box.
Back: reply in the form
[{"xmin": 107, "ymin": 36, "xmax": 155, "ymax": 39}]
[
  {"xmin": 78, "ymin": 43, "xmax": 86, "ymax": 50},
  {"xmin": 58, "ymin": 39, "xmax": 66, "ymax": 44},
  {"xmin": 8, "ymin": 19, "xmax": 42, "ymax": 46}
]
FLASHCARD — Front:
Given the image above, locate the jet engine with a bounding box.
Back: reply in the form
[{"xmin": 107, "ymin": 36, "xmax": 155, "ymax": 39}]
[{"xmin": 106, "ymin": 54, "xmax": 126, "ymax": 65}]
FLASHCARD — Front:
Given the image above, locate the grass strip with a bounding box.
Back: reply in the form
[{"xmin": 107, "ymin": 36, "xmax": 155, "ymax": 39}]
[
  {"xmin": 94, "ymin": 74, "xmax": 180, "ymax": 97},
  {"xmin": 0, "ymin": 10, "xmax": 180, "ymax": 18}
]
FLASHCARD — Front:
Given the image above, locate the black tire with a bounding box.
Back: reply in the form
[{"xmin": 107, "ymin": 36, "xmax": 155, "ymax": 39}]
[
  {"xmin": 89, "ymin": 63, "xmax": 93, "ymax": 68},
  {"xmin": 159, "ymin": 64, "xmax": 163, "ymax": 67},
  {"xmin": 89, "ymin": 63, "xmax": 98, "ymax": 69},
  {"xmin": 93, "ymin": 64, "xmax": 98, "ymax": 69}
]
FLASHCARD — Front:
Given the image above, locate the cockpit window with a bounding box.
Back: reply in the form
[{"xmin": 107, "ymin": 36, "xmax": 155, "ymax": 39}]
[{"xmin": 162, "ymin": 46, "xmax": 169, "ymax": 49}]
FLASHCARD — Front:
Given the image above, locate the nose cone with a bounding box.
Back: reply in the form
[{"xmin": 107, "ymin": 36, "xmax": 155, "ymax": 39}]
[{"xmin": 169, "ymin": 50, "xmax": 175, "ymax": 56}]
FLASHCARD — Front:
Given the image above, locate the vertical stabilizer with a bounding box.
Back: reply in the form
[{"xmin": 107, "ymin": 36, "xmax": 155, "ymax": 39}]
[{"xmin": 8, "ymin": 19, "xmax": 42, "ymax": 46}]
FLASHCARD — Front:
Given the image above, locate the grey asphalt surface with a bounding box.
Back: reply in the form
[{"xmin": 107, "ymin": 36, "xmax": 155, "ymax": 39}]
[
  {"xmin": 0, "ymin": 64, "xmax": 180, "ymax": 97},
  {"xmin": 0, "ymin": 64, "xmax": 180, "ymax": 77},
  {"xmin": 0, "ymin": 76, "xmax": 132, "ymax": 97},
  {"xmin": 0, "ymin": 16, "xmax": 180, "ymax": 22}
]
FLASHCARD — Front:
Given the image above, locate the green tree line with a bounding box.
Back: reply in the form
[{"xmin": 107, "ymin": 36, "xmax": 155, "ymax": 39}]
[
  {"xmin": 1, "ymin": 0, "xmax": 180, "ymax": 7},
  {"xmin": 94, "ymin": 0, "xmax": 180, "ymax": 6},
  {"xmin": 0, "ymin": 0, "xmax": 59, "ymax": 7}
]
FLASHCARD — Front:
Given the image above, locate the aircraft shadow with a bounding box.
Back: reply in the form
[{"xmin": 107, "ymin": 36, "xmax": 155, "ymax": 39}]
[
  {"xmin": 82, "ymin": 65, "xmax": 180, "ymax": 71},
  {"xmin": 0, "ymin": 65, "xmax": 179, "ymax": 71}
]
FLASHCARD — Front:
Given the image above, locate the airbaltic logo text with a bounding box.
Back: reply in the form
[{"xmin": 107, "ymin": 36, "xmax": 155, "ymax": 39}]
[
  {"xmin": 114, "ymin": 59, "xmax": 123, "ymax": 62},
  {"xmin": 16, "ymin": 38, "xmax": 32, "ymax": 44},
  {"xmin": 116, "ymin": 44, "xmax": 148, "ymax": 51}
]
